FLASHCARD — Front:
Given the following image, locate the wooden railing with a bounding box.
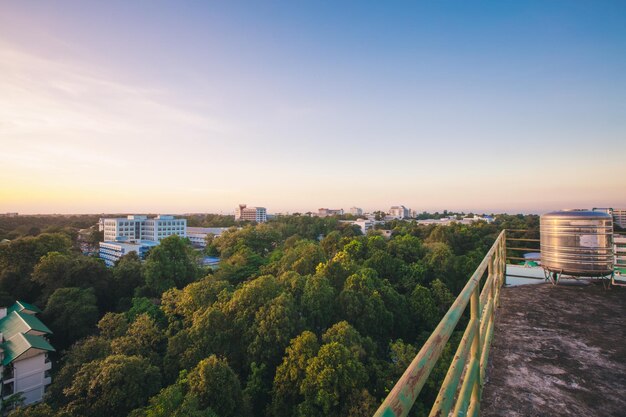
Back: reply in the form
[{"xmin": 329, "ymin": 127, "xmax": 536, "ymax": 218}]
[{"xmin": 373, "ymin": 230, "xmax": 507, "ymax": 417}]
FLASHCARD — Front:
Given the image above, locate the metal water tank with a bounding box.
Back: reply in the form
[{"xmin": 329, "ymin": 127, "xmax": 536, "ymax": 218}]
[{"xmin": 541, "ymin": 210, "xmax": 614, "ymax": 277}]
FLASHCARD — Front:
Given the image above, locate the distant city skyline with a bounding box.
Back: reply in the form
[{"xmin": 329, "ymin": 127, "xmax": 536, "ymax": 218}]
[{"xmin": 1, "ymin": 2, "xmax": 625, "ymax": 214}]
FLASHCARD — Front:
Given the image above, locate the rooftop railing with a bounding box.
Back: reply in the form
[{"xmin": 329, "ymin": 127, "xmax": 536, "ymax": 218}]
[{"xmin": 373, "ymin": 230, "xmax": 507, "ymax": 417}]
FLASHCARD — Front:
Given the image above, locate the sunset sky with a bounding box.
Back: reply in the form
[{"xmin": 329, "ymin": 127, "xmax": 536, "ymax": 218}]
[{"xmin": 1, "ymin": 1, "xmax": 625, "ymax": 214}]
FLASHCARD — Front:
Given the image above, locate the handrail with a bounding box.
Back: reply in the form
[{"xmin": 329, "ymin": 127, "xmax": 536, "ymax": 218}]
[{"xmin": 373, "ymin": 230, "xmax": 507, "ymax": 417}]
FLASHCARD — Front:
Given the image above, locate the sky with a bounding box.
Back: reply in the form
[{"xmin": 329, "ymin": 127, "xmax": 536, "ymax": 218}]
[{"xmin": 1, "ymin": 1, "xmax": 625, "ymax": 215}]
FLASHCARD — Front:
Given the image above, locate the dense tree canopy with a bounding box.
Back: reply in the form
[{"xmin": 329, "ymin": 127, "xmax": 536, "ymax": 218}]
[{"xmin": 0, "ymin": 213, "xmax": 537, "ymax": 417}]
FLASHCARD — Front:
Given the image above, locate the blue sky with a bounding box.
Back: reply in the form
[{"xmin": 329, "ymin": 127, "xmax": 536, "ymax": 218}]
[{"xmin": 1, "ymin": 1, "xmax": 625, "ymax": 214}]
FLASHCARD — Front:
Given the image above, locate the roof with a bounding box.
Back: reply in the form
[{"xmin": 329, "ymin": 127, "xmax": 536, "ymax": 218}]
[
  {"xmin": 7, "ymin": 300, "xmax": 42, "ymax": 315},
  {"xmin": 2, "ymin": 333, "xmax": 55, "ymax": 365},
  {"xmin": 0, "ymin": 311, "xmax": 52, "ymax": 339}
]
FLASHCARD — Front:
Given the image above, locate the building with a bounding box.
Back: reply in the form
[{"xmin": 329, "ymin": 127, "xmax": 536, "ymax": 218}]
[
  {"xmin": 0, "ymin": 301, "xmax": 54, "ymax": 409},
  {"xmin": 353, "ymin": 218, "xmax": 373, "ymax": 235},
  {"xmin": 98, "ymin": 214, "xmax": 186, "ymax": 266},
  {"xmin": 613, "ymin": 209, "xmax": 626, "ymax": 229},
  {"xmin": 389, "ymin": 205, "xmax": 410, "ymax": 219},
  {"xmin": 615, "ymin": 235, "xmax": 626, "ymax": 275},
  {"xmin": 349, "ymin": 207, "xmax": 363, "ymax": 216},
  {"xmin": 235, "ymin": 205, "xmax": 267, "ymax": 223},
  {"xmin": 318, "ymin": 208, "xmax": 344, "ymax": 217},
  {"xmin": 101, "ymin": 215, "xmax": 186, "ymax": 242},
  {"xmin": 187, "ymin": 227, "xmax": 232, "ymax": 248},
  {"xmin": 0, "ymin": 213, "xmax": 18, "ymax": 218},
  {"xmin": 98, "ymin": 241, "xmax": 159, "ymax": 267}
]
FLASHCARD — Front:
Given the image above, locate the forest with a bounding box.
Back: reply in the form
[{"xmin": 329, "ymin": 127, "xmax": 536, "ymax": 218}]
[{"xmin": 0, "ymin": 213, "xmax": 538, "ymax": 417}]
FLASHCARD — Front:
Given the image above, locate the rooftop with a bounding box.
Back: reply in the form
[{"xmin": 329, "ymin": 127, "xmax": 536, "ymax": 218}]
[{"xmin": 482, "ymin": 282, "xmax": 626, "ymax": 417}]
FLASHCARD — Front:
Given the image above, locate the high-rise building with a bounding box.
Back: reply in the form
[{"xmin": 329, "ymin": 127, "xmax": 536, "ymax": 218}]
[
  {"xmin": 0, "ymin": 301, "xmax": 54, "ymax": 408},
  {"xmin": 235, "ymin": 205, "xmax": 267, "ymax": 222}
]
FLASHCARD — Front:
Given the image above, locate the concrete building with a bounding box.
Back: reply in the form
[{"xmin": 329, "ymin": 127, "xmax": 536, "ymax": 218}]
[
  {"xmin": 613, "ymin": 209, "xmax": 626, "ymax": 229},
  {"xmin": 318, "ymin": 208, "xmax": 344, "ymax": 217},
  {"xmin": 102, "ymin": 215, "xmax": 186, "ymax": 242},
  {"xmin": 0, "ymin": 301, "xmax": 54, "ymax": 409},
  {"xmin": 353, "ymin": 218, "xmax": 373, "ymax": 235},
  {"xmin": 235, "ymin": 205, "xmax": 267, "ymax": 223},
  {"xmin": 349, "ymin": 207, "xmax": 363, "ymax": 216},
  {"xmin": 389, "ymin": 205, "xmax": 410, "ymax": 219},
  {"xmin": 99, "ymin": 215, "xmax": 186, "ymax": 266},
  {"xmin": 98, "ymin": 241, "xmax": 159, "ymax": 267},
  {"xmin": 187, "ymin": 227, "xmax": 232, "ymax": 248}
]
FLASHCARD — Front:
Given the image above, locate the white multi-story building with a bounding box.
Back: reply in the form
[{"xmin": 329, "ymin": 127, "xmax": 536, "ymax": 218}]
[
  {"xmin": 98, "ymin": 241, "xmax": 159, "ymax": 267},
  {"xmin": 187, "ymin": 227, "xmax": 232, "ymax": 248},
  {"xmin": 349, "ymin": 207, "xmax": 363, "ymax": 216},
  {"xmin": 102, "ymin": 215, "xmax": 186, "ymax": 242},
  {"xmin": 353, "ymin": 219, "xmax": 373, "ymax": 235},
  {"xmin": 389, "ymin": 205, "xmax": 410, "ymax": 219},
  {"xmin": 235, "ymin": 205, "xmax": 267, "ymax": 223},
  {"xmin": 0, "ymin": 301, "xmax": 54, "ymax": 409},
  {"xmin": 99, "ymin": 215, "xmax": 186, "ymax": 266}
]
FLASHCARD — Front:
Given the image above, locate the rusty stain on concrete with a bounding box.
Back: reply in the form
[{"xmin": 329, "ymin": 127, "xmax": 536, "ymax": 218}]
[{"xmin": 481, "ymin": 283, "xmax": 626, "ymax": 417}]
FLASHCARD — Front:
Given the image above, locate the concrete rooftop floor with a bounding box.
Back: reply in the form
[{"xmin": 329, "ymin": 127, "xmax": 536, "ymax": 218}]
[{"xmin": 481, "ymin": 282, "xmax": 626, "ymax": 417}]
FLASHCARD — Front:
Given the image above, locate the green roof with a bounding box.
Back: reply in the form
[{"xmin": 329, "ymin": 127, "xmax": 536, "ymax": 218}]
[
  {"xmin": 2, "ymin": 333, "xmax": 54, "ymax": 365},
  {"xmin": 7, "ymin": 300, "xmax": 42, "ymax": 315},
  {"xmin": 0, "ymin": 311, "xmax": 52, "ymax": 339}
]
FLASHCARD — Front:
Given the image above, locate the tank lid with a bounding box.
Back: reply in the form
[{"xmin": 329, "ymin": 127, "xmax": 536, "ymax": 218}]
[{"xmin": 541, "ymin": 209, "xmax": 612, "ymax": 219}]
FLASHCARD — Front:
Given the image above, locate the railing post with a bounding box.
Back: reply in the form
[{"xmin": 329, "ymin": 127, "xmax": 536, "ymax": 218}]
[
  {"xmin": 468, "ymin": 284, "xmax": 481, "ymax": 415},
  {"xmin": 498, "ymin": 230, "xmax": 506, "ymax": 286}
]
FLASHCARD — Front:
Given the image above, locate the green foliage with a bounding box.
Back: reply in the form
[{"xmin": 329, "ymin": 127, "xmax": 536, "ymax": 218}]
[
  {"xmin": 5, "ymin": 213, "xmax": 529, "ymax": 417},
  {"xmin": 271, "ymin": 331, "xmax": 320, "ymax": 417},
  {"xmin": 188, "ymin": 355, "xmax": 244, "ymax": 417},
  {"xmin": 299, "ymin": 342, "xmax": 368, "ymax": 417},
  {"xmin": 111, "ymin": 251, "xmax": 144, "ymax": 309},
  {"xmin": 43, "ymin": 287, "xmax": 99, "ymax": 349},
  {"xmin": 144, "ymin": 235, "xmax": 199, "ymax": 294},
  {"xmin": 61, "ymin": 354, "xmax": 161, "ymax": 417}
]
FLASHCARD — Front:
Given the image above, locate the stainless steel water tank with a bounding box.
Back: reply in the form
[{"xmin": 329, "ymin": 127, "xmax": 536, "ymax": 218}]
[{"xmin": 541, "ymin": 210, "xmax": 614, "ymax": 277}]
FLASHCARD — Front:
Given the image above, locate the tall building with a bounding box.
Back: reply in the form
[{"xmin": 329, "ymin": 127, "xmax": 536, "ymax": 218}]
[
  {"xmin": 389, "ymin": 205, "xmax": 410, "ymax": 219},
  {"xmin": 0, "ymin": 301, "xmax": 54, "ymax": 409},
  {"xmin": 349, "ymin": 207, "xmax": 363, "ymax": 216},
  {"xmin": 235, "ymin": 205, "xmax": 267, "ymax": 222},
  {"xmin": 102, "ymin": 215, "xmax": 186, "ymax": 242}
]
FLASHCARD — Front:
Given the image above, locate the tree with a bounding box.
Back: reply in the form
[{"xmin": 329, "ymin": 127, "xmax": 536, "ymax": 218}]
[
  {"xmin": 97, "ymin": 312, "xmax": 128, "ymax": 339},
  {"xmin": 111, "ymin": 251, "xmax": 144, "ymax": 308},
  {"xmin": 302, "ymin": 275, "xmax": 336, "ymax": 331},
  {"xmin": 43, "ymin": 287, "xmax": 99, "ymax": 350},
  {"xmin": 409, "ymin": 285, "xmax": 439, "ymax": 333},
  {"xmin": 47, "ymin": 336, "xmax": 111, "ymax": 408},
  {"xmin": 339, "ymin": 269, "xmax": 393, "ymax": 342},
  {"xmin": 271, "ymin": 331, "xmax": 319, "ymax": 417},
  {"xmin": 299, "ymin": 342, "xmax": 368, "ymax": 417},
  {"xmin": 144, "ymin": 235, "xmax": 199, "ymax": 294},
  {"xmin": 187, "ymin": 355, "xmax": 243, "ymax": 417},
  {"xmin": 248, "ymin": 292, "xmax": 302, "ymax": 367},
  {"xmin": 111, "ymin": 314, "xmax": 166, "ymax": 366},
  {"xmin": 62, "ymin": 354, "xmax": 161, "ymax": 417}
]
